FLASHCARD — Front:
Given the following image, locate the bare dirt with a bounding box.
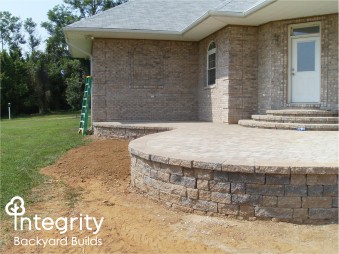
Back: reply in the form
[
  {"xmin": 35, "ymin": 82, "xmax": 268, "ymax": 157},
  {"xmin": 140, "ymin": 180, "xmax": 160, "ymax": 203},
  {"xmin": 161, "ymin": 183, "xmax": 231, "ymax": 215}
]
[{"xmin": 2, "ymin": 138, "xmax": 338, "ymax": 253}]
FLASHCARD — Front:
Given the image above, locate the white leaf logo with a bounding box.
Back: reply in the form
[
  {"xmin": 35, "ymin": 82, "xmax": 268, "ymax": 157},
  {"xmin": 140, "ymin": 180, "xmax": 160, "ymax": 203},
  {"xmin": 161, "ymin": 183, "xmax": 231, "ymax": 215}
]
[{"xmin": 5, "ymin": 196, "xmax": 25, "ymax": 216}]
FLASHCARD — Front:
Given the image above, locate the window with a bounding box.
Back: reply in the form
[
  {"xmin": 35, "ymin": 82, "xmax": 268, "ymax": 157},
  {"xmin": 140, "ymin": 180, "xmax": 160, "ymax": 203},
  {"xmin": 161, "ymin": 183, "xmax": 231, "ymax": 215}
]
[
  {"xmin": 291, "ymin": 25, "xmax": 320, "ymax": 36},
  {"xmin": 207, "ymin": 41, "xmax": 216, "ymax": 86}
]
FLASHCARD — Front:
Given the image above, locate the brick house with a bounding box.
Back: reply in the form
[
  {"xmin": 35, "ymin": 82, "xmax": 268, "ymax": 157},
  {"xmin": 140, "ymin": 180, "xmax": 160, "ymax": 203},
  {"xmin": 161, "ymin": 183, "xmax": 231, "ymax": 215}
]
[{"xmin": 64, "ymin": 0, "xmax": 338, "ymax": 124}]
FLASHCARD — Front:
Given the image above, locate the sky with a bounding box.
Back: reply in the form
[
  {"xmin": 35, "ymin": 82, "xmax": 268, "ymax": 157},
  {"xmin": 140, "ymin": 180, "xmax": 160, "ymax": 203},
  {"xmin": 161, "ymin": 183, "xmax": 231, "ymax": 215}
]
[{"xmin": 1, "ymin": 0, "xmax": 65, "ymax": 51}]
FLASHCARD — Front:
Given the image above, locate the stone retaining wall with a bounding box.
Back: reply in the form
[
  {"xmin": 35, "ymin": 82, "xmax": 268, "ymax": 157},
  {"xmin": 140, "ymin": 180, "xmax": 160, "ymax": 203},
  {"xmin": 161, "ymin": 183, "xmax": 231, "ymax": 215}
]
[
  {"xmin": 130, "ymin": 154, "xmax": 338, "ymax": 224},
  {"xmin": 94, "ymin": 124, "xmax": 172, "ymax": 140}
]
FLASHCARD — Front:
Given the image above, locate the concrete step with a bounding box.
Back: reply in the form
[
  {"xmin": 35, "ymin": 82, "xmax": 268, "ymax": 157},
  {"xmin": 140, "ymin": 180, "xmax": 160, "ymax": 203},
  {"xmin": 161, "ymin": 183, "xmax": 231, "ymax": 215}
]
[
  {"xmin": 266, "ymin": 109, "xmax": 338, "ymax": 117},
  {"xmin": 238, "ymin": 119, "xmax": 339, "ymax": 131},
  {"xmin": 252, "ymin": 115, "xmax": 338, "ymax": 124}
]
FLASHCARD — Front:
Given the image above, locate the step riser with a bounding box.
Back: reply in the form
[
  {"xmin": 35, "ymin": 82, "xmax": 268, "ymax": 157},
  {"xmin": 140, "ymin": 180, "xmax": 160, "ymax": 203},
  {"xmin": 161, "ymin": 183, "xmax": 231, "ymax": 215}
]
[
  {"xmin": 255, "ymin": 120, "xmax": 338, "ymax": 124},
  {"xmin": 267, "ymin": 113, "xmax": 338, "ymax": 117},
  {"xmin": 238, "ymin": 120, "xmax": 339, "ymax": 131},
  {"xmin": 266, "ymin": 109, "xmax": 338, "ymax": 117},
  {"xmin": 253, "ymin": 119, "xmax": 338, "ymax": 124}
]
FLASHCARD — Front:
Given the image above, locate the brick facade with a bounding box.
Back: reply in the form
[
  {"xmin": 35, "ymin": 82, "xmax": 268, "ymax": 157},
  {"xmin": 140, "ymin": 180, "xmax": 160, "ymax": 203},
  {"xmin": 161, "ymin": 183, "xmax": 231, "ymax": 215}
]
[
  {"xmin": 198, "ymin": 26, "xmax": 258, "ymax": 123},
  {"xmin": 258, "ymin": 14, "xmax": 338, "ymax": 113},
  {"xmin": 91, "ymin": 14, "xmax": 338, "ymax": 123},
  {"xmin": 92, "ymin": 39, "xmax": 199, "ymax": 121}
]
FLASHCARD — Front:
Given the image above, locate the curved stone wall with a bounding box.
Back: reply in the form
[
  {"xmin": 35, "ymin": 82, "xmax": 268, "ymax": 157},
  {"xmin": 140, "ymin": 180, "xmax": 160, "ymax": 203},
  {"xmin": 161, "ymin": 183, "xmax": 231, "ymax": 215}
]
[{"xmin": 130, "ymin": 152, "xmax": 338, "ymax": 224}]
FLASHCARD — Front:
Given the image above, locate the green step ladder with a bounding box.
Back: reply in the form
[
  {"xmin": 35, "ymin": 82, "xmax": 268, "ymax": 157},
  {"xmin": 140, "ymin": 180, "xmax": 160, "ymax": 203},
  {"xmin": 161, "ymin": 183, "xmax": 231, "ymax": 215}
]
[{"xmin": 79, "ymin": 76, "xmax": 92, "ymax": 135}]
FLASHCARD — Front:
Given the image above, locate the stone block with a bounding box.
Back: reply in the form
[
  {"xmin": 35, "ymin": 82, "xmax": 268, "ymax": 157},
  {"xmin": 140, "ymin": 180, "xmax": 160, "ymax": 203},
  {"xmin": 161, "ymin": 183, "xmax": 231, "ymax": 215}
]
[
  {"xmin": 159, "ymin": 192, "xmax": 181, "ymax": 204},
  {"xmin": 278, "ymin": 197, "xmax": 301, "ymax": 208},
  {"xmin": 183, "ymin": 168, "xmax": 195, "ymax": 177},
  {"xmin": 232, "ymin": 194, "xmax": 261, "ymax": 206},
  {"xmin": 218, "ymin": 204, "xmax": 239, "ymax": 215},
  {"xmin": 262, "ymin": 196, "xmax": 277, "ymax": 207},
  {"xmin": 239, "ymin": 205, "xmax": 255, "ymax": 217},
  {"xmin": 228, "ymin": 173, "xmax": 265, "ymax": 184},
  {"xmin": 293, "ymin": 208, "xmax": 308, "ymax": 220},
  {"xmin": 246, "ymin": 184, "xmax": 284, "ymax": 196},
  {"xmin": 170, "ymin": 174, "xmax": 196, "ymax": 188},
  {"xmin": 193, "ymin": 161, "xmax": 222, "ymax": 171},
  {"xmin": 161, "ymin": 164, "xmax": 183, "ymax": 176},
  {"xmin": 323, "ymin": 185, "xmax": 338, "ymax": 196},
  {"xmin": 194, "ymin": 168, "xmax": 214, "ymax": 180},
  {"xmin": 255, "ymin": 166, "xmax": 290, "ymax": 174},
  {"xmin": 222, "ymin": 164, "xmax": 254, "ymax": 173},
  {"xmin": 211, "ymin": 192, "xmax": 231, "ymax": 204},
  {"xmin": 150, "ymin": 169, "xmax": 157, "ymax": 179},
  {"xmin": 290, "ymin": 175, "xmax": 306, "ymax": 185},
  {"xmin": 157, "ymin": 171, "xmax": 170, "ymax": 182},
  {"xmin": 197, "ymin": 179, "xmax": 209, "ymax": 190},
  {"xmin": 210, "ymin": 180, "xmax": 230, "ymax": 193},
  {"xmin": 255, "ymin": 207, "xmax": 293, "ymax": 219},
  {"xmin": 214, "ymin": 171, "xmax": 229, "ymax": 182},
  {"xmin": 199, "ymin": 190, "xmax": 211, "ymax": 201},
  {"xmin": 137, "ymin": 159, "xmax": 152, "ymax": 176},
  {"xmin": 332, "ymin": 197, "xmax": 338, "ymax": 208},
  {"xmin": 307, "ymin": 185, "xmax": 323, "ymax": 197},
  {"xmin": 168, "ymin": 158, "xmax": 192, "ymax": 168},
  {"xmin": 307, "ymin": 175, "xmax": 337, "ymax": 185},
  {"xmin": 231, "ymin": 182, "xmax": 245, "ymax": 194},
  {"xmin": 187, "ymin": 188, "xmax": 199, "ymax": 199},
  {"xmin": 266, "ymin": 174, "xmax": 290, "ymax": 184},
  {"xmin": 193, "ymin": 200, "xmax": 218, "ymax": 212},
  {"xmin": 302, "ymin": 197, "xmax": 332, "ymax": 208},
  {"xmin": 131, "ymin": 150, "xmax": 150, "ymax": 160},
  {"xmin": 172, "ymin": 204, "xmax": 193, "ymax": 213},
  {"xmin": 285, "ymin": 185, "xmax": 307, "ymax": 197},
  {"xmin": 308, "ymin": 208, "xmax": 338, "ymax": 220},
  {"xmin": 180, "ymin": 197, "xmax": 193, "ymax": 207},
  {"xmin": 157, "ymin": 181, "xmax": 187, "ymax": 196},
  {"xmin": 291, "ymin": 167, "xmax": 338, "ymax": 175}
]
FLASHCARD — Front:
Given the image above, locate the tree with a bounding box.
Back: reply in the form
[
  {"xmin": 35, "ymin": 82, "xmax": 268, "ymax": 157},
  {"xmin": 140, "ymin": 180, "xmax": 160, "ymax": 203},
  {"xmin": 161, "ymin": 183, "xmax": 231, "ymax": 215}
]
[
  {"xmin": 24, "ymin": 18, "xmax": 41, "ymax": 52},
  {"xmin": 41, "ymin": 5, "xmax": 79, "ymax": 57},
  {"xmin": 26, "ymin": 51, "xmax": 51, "ymax": 114},
  {"xmin": 0, "ymin": 50, "xmax": 35, "ymax": 115},
  {"xmin": 1, "ymin": 1, "xmax": 129, "ymax": 116},
  {"xmin": 0, "ymin": 11, "xmax": 25, "ymax": 51}
]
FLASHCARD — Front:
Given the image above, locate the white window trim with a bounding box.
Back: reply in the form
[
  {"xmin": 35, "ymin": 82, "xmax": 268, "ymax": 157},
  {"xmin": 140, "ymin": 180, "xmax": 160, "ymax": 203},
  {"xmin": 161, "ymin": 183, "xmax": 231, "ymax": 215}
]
[{"xmin": 207, "ymin": 41, "xmax": 216, "ymax": 87}]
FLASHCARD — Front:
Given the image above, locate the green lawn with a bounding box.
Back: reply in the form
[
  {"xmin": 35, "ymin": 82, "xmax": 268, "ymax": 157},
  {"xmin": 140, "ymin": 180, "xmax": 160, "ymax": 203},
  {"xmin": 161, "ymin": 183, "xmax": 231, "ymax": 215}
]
[{"xmin": 0, "ymin": 112, "xmax": 87, "ymax": 209}]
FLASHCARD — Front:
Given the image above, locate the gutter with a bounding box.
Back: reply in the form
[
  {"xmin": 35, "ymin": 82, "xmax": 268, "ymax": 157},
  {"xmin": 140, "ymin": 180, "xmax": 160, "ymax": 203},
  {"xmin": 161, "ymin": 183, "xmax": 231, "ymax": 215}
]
[{"xmin": 63, "ymin": 27, "xmax": 182, "ymax": 36}]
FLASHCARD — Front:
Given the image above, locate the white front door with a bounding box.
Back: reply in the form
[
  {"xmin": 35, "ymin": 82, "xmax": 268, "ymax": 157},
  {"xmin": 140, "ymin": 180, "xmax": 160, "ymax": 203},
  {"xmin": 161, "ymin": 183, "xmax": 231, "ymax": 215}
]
[{"xmin": 291, "ymin": 37, "xmax": 320, "ymax": 103}]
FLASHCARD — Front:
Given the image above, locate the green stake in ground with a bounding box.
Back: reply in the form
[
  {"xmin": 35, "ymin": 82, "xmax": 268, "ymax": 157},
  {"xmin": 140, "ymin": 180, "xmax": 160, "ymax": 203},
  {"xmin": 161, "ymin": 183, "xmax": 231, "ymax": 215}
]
[{"xmin": 79, "ymin": 76, "xmax": 92, "ymax": 135}]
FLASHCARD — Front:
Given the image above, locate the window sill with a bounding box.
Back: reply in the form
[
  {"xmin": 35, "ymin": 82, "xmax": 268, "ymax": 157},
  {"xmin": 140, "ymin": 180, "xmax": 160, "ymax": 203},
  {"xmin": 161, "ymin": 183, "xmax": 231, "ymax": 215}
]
[{"xmin": 204, "ymin": 84, "xmax": 217, "ymax": 90}]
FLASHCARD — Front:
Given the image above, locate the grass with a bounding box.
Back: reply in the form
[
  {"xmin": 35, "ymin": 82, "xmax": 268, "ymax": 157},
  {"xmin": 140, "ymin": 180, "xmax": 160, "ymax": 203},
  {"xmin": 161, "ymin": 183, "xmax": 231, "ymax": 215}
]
[{"xmin": 0, "ymin": 112, "xmax": 88, "ymax": 210}]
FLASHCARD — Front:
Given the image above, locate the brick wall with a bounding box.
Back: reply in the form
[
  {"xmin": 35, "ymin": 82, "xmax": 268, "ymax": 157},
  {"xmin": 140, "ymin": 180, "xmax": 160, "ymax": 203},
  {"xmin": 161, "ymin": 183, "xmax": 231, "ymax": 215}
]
[
  {"xmin": 92, "ymin": 39, "xmax": 199, "ymax": 122},
  {"xmin": 91, "ymin": 15, "xmax": 337, "ymax": 123},
  {"xmin": 198, "ymin": 26, "xmax": 258, "ymax": 123},
  {"xmin": 258, "ymin": 14, "xmax": 338, "ymax": 114}
]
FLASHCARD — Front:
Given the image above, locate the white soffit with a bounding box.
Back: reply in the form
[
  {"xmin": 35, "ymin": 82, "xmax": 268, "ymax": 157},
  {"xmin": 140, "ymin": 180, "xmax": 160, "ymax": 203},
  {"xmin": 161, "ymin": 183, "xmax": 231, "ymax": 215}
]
[{"xmin": 185, "ymin": 0, "xmax": 338, "ymax": 39}]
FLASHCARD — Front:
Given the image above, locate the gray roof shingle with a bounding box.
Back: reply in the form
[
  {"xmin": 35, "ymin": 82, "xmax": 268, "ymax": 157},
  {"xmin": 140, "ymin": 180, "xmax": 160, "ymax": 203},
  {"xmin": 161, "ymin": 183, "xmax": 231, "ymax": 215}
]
[{"xmin": 67, "ymin": 0, "xmax": 264, "ymax": 32}]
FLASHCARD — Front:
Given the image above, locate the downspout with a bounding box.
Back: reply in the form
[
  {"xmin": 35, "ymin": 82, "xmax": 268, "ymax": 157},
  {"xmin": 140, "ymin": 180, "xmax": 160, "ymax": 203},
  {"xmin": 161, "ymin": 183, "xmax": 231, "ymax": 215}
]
[{"xmin": 64, "ymin": 36, "xmax": 94, "ymax": 127}]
